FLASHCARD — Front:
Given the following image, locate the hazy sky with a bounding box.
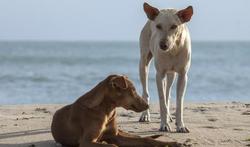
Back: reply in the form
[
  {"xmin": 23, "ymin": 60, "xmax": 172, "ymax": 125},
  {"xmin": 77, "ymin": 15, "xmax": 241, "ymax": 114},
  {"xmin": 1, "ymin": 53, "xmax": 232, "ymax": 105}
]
[{"xmin": 0, "ymin": 0, "xmax": 250, "ymax": 41}]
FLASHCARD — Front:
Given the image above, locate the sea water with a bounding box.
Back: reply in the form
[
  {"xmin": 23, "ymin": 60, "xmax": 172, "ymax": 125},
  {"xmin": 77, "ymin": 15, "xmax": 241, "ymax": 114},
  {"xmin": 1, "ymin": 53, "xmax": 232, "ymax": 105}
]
[{"xmin": 0, "ymin": 41, "xmax": 249, "ymax": 104}]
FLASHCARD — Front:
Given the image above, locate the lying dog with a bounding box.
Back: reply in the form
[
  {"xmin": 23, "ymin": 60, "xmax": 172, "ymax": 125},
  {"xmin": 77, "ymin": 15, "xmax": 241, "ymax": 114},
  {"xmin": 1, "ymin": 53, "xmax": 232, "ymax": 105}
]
[
  {"xmin": 51, "ymin": 75, "xmax": 181, "ymax": 147},
  {"xmin": 139, "ymin": 3, "xmax": 193, "ymax": 133}
]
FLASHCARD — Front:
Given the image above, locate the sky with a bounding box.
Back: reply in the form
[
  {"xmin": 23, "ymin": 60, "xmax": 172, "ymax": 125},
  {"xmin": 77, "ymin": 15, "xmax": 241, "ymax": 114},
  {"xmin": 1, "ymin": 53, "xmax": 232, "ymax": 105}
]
[{"xmin": 0, "ymin": 0, "xmax": 250, "ymax": 41}]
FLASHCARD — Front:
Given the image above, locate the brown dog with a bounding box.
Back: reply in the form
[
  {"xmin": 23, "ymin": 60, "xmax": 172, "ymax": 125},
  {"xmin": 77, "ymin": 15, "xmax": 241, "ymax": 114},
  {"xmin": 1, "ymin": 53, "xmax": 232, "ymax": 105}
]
[{"xmin": 51, "ymin": 75, "xmax": 182, "ymax": 147}]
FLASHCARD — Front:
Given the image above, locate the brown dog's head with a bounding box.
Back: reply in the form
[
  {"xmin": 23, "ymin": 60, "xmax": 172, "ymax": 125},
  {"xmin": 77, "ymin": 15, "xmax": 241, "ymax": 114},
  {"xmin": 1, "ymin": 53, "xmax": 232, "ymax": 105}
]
[{"xmin": 107, "ymin": 75, "xmax": 149, "ymax": 112}]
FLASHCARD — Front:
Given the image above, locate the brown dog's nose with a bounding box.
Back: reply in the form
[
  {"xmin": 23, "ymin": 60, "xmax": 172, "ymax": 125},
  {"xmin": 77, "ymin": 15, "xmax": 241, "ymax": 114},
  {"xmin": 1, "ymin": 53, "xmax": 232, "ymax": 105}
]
[{"xmin": 159, "ymin": 41, "xmax": 168, "ymax": 50}]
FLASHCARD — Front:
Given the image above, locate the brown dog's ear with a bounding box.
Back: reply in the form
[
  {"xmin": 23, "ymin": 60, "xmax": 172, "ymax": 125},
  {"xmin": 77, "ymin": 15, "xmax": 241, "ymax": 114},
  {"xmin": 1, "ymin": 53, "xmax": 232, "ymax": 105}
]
[
  {"xmin": 177, "ymin": 6, "xmax": 193, "ymax": 23},
  {"xmin": 111, "ymin": 76, "xmax": 128, "ymax": 89},
  {"xmin": 143, "ymin": 2, "xmax": 160, "ymax": 20}
]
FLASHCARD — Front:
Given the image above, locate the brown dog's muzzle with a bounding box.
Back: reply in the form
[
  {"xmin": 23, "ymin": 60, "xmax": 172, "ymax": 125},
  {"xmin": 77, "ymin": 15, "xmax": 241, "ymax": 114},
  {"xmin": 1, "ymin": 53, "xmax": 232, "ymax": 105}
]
[{"xmin": 130, "ymin": 97, "xmax": 149, "ymax": 112}]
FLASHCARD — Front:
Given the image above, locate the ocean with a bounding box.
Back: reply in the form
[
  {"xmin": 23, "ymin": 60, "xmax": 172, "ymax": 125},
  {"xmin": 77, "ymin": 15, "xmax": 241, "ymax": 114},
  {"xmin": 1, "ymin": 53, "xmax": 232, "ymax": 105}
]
[{"xmin": 0, "ymin": 41, "xmax": 249, "ymax": 104}]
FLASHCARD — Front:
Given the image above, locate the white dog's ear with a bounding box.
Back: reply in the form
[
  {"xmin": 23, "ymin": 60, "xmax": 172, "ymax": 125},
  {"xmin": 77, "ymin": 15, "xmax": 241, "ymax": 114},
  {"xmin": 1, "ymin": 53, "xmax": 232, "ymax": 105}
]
[
  {"xmin": 143, "ymin": 2, "xmax": 160, "ymax": 20},
  {"xmin": 177, "ymin": 6, "xmax": 193, "ymax": 23},
  {"xmin": 111, "ymin": 76, "xmax": 128, "ymax": 89}
]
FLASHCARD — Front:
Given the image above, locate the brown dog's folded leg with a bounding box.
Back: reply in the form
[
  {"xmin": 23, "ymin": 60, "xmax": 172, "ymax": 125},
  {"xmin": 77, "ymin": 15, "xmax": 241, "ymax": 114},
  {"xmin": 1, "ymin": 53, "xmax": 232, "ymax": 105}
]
[
  {"xmin": 145, "ymin": 134, "xmax": 163, "ymax": 139},
  {"xmin": 118, "ymin": 129, "xmax": 162, "ymax": 139},
  {"xmin": 117, "ymin": 129, "xmax": 141, "ymax": 138},
  {"xmin": 80, "ymin": 141, "xmax": 118, "ymax": 147},
  {"xmin": 104, "ymin": 130, "xmax": 182, "ymax": 147}
]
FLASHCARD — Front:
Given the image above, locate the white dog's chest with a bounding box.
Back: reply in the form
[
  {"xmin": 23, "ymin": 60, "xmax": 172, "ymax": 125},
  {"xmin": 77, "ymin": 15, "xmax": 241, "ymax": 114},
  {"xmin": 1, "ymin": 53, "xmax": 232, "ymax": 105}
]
[{"xmin": 153, "ymin": 49, "xmax": 191, "ymax": 74}]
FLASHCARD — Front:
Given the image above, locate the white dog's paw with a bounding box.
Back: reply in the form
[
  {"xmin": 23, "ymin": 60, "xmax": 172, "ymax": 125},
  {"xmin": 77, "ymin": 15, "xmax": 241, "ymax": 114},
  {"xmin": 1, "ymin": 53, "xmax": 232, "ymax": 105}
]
[
  {"xmin": 139, "ymin": 111, "xmax": 150, "ymax": 122},
  {"xmin": 169, "ymin": 115, "xmax": 174, "ymax": 122},
  {"xmin": 176, "ymin": 126, "xmax": 190, "ymax": 133},
  {"xmin": 159, "ymin": 123, "xmax": 172, "ymax": 132}
]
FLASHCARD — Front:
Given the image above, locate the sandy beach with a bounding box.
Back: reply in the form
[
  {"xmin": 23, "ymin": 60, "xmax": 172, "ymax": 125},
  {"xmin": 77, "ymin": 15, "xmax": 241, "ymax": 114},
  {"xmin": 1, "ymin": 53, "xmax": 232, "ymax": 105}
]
[{"xmin": 0, "ymin": 102, "xmax": 249, "ymax": 147}]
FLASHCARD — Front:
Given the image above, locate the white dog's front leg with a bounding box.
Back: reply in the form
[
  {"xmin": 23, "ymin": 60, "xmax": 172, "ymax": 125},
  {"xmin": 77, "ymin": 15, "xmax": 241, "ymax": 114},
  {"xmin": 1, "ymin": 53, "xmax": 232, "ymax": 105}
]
[
  {"xmin": 139, "ymin": 57, "xmax": 151, "ymax": 122},
  {"xmin": 165, "ymin": 73, "xmax": 176, "ymax": 122},
  {"xmin": 156, "ymin": 72, "xmax": 172, "ymax": 132},
  {"xmin": 176, "ymin": 73, "xmax": 189, "ymax": 133}
]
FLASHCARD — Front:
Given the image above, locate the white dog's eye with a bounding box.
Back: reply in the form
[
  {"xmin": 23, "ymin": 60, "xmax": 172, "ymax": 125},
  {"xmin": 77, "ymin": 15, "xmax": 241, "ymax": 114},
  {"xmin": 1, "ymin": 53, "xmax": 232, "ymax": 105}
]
[
  {"xmin": 170, "ymin": 25, "xmax": 177, "ymax": 30},
  {"xmin": 156, "ymin": 24, "xmax": 162, "ymax": 30}
]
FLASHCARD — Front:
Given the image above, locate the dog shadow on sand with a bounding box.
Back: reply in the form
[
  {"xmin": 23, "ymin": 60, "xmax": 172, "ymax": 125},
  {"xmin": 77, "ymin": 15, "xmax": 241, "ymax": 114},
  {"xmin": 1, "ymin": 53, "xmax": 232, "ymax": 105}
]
[{"xmin": 0, "ymin": 128, "xmax": 58, "ymax": 147}]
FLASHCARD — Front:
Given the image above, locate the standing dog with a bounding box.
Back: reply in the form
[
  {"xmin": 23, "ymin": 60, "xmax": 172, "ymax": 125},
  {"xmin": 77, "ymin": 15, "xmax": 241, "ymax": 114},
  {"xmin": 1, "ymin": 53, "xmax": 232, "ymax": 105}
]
[
  {"xmin": 51, "ymin": 75, "xmax": 181, "ymax": 147},
  {"xmin": 139, "ymin": 3, "xmax": 193, "ymax": 133}
]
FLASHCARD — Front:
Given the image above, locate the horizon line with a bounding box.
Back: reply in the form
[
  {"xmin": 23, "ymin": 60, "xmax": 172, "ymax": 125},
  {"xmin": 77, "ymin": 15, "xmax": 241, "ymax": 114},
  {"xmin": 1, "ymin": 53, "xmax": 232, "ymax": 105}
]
[{"xmin": 0, "ymin": 39, "xmax": 250, "ymax": 43}]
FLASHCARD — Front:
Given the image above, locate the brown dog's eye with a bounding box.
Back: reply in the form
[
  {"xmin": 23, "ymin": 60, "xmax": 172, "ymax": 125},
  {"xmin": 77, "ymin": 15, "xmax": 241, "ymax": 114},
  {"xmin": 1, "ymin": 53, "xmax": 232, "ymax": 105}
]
[
  {"xmin": 156, "ymin": 24, "xmax": 162, "ymax": 30},
  {"xmin": 170, "ymin": 25, "xmax": 177, "ymax": 30}
]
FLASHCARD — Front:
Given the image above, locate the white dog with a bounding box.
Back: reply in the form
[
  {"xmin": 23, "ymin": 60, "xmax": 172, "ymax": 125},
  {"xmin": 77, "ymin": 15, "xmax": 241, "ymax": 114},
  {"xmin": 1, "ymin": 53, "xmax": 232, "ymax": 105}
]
[{"xmin": 138, "ymin": 2, "xmax": 193, "ymax": 133}]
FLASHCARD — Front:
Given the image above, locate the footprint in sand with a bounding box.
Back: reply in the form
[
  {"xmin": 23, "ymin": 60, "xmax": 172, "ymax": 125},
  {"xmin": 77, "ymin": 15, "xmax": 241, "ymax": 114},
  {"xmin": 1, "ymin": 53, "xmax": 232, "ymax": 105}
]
[
  {"xmin": 245, "ymin": 104, "xmax": 250, "ymax": 108},
  {"xmin": 242, "ymin": 110, "xmax": 250, "ymax": 115},
  {"xmin": 207, "ymin": 118, "xmax": 218, "ymax": 122},
  {"xmin": 192, "ymin": 106, "xmax": 210, "ymax": 113},
  {"xmin": 202, "ymin": 126, "xmax": 219, "ymax": 129},
  {"xmin": 34, "ymin": 108, "xmax": 51, "ymax": 114},
  {"xmin": 233, "ymin": 128, "xmax": 243, "ymax": 131}
]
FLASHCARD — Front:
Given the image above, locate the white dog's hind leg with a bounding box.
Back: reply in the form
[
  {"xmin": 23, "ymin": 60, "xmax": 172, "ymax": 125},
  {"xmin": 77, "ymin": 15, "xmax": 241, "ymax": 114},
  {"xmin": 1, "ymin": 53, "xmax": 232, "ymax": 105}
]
[
  {"xmin": 166, "ymin": 73, "xmax": 176, "ymax": 122},
  {"xmin": 139, "ymin": 52, "xmax": 152, "ymax": 122},
  {"xmin": 156, "ymin": 72, "xmax": 172, "ymax": 132},
  {"xmin": 176, "ymin": 73, "xmax": 189, "ymax": 133}
]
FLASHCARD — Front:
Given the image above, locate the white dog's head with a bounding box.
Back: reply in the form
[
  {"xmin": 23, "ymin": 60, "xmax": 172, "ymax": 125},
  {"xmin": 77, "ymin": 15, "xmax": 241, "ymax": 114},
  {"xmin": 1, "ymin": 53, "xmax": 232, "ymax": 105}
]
[{"xmin": 143, "ymin": 3, "xmax": 193, "ymax": 51}]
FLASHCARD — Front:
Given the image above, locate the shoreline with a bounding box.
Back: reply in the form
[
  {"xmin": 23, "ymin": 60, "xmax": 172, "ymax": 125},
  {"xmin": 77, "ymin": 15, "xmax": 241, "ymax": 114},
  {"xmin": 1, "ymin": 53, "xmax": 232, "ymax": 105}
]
[{"xmin": 0, "ymin": 102, "xmax": 250, "ymax": 147}]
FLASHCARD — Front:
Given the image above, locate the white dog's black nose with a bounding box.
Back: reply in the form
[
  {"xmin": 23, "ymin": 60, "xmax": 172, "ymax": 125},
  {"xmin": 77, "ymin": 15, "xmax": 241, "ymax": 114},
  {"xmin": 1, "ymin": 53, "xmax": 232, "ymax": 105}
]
[{"xmin": 159, "ymin": 41, "xmax": 168, "ymax": 50}]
